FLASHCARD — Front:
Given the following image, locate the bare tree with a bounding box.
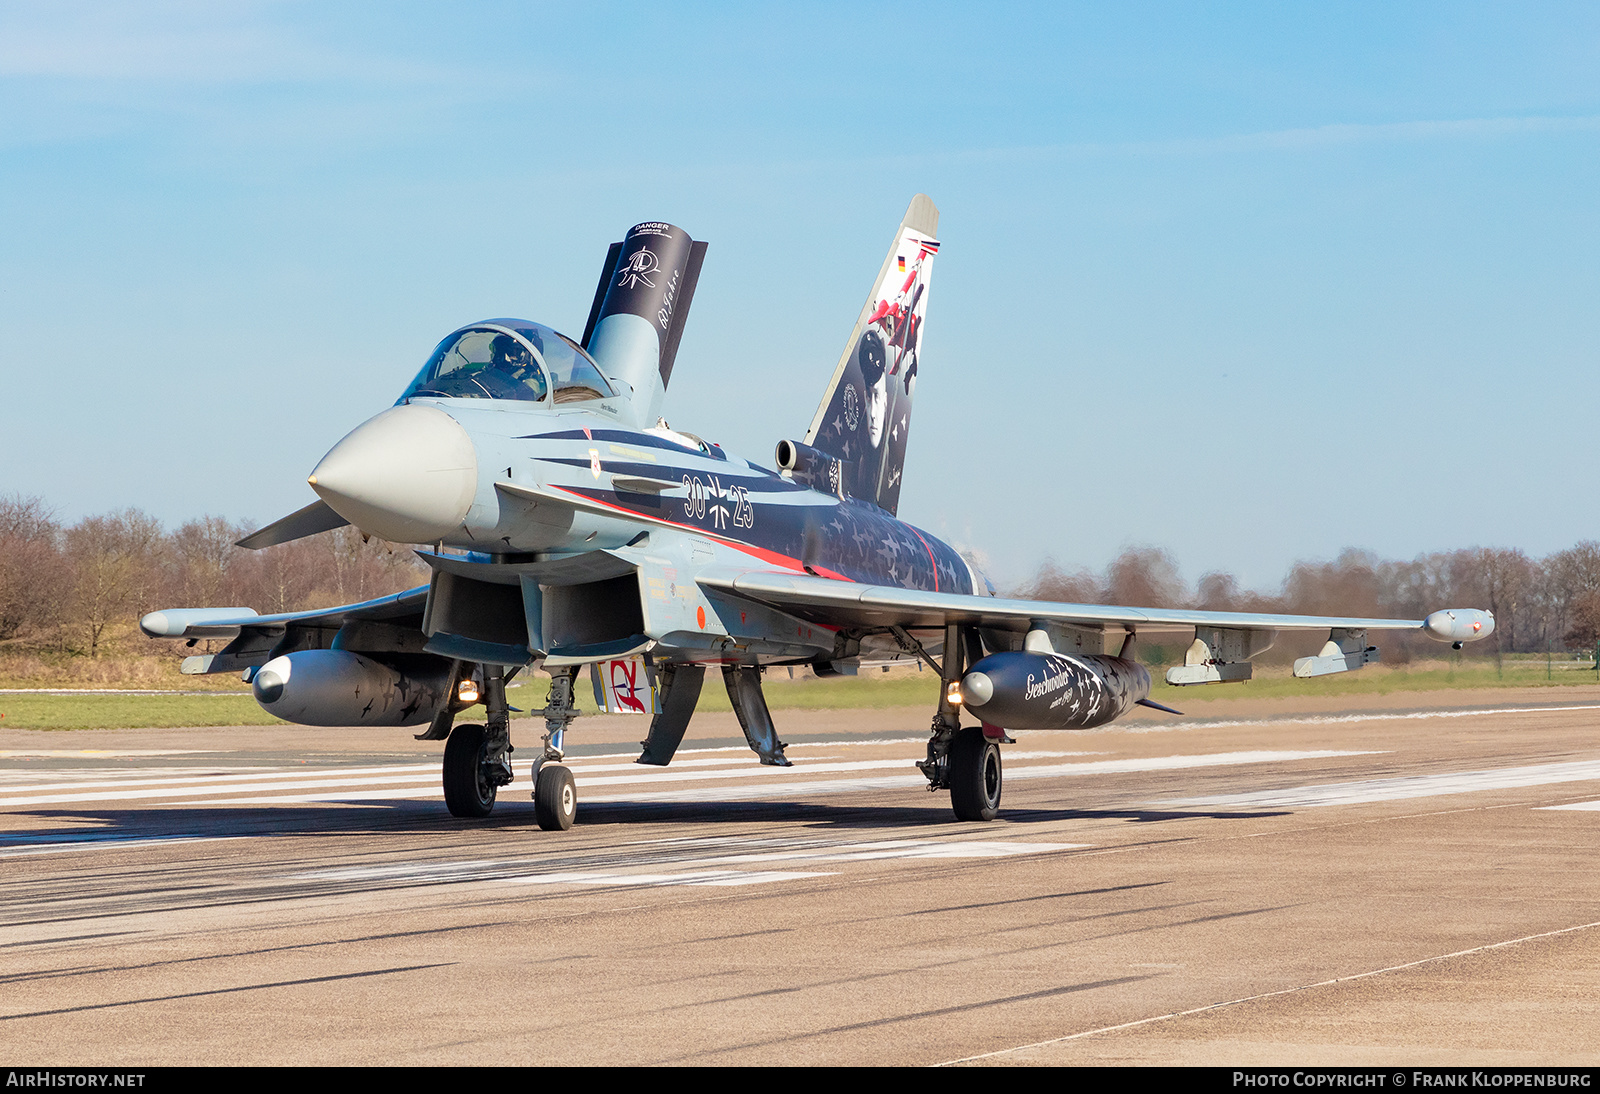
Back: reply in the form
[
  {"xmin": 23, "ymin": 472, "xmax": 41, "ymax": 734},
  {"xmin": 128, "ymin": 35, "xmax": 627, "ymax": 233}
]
[
  {"xmin": 1104, "ymin": 546, "xmax": 1188, "ymax": 608},
  {"xmin": 1471, "ymin": 547, "xmax": 1536, "ymax": 661},
  {"xmin": 64, "ymin": 509, "xmax": 164, "ymax": 657},
  {"xmin": 0, "ymin": 494, "xmax": 63, "ymax": 641},
  {"xmin": 1564, "ymin": 591, "xmax": 1600, "ymax": 650},
  {"xmin": 1536, "ymin": 541, "xmax": 1600, "ymax": 651},
  {"xmin": 1282, "ymin": 548, "xmax": 1382, "ymax": 617},
  {"xmin": 171, "ymin": 516, "xmax": 246, "ymax": 607},
  {"xmin": 1019, "ymin": 559, "xmax": 1102, "ymax": 604}
]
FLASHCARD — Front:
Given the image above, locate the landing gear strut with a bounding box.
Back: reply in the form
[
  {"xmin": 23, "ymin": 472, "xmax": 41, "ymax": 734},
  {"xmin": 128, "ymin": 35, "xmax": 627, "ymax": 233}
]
[
  {"xmin": 531, "ymin": 667, "xmax": 580, "ymax": 831},
  {"xmin": 442, "ymin": 664, "xmax": 515, "ymax": 818},
  {"xmin": 915, "ymin": 623, "xmax": 1003, "ymax": 821}
]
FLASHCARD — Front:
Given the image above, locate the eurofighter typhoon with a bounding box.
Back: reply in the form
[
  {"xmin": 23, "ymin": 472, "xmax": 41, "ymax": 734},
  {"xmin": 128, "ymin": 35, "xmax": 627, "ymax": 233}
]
[{"xmin": 142, "ymin": 196, "xmax": 1495, "ymax": 829}]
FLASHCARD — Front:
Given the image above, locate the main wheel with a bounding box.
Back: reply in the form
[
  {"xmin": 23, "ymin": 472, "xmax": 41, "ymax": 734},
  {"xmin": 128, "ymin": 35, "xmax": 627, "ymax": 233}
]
[
  {"xmin": 442, "ymin": 723, "xmax": 496, "ymax": 818},
  {"xmin": 949, "ymin": 726, "xmax": 1002, "ymax": 821},
  {"xmin": 534, "ymin": 764, "xmax": 577, "ymax": 831}
]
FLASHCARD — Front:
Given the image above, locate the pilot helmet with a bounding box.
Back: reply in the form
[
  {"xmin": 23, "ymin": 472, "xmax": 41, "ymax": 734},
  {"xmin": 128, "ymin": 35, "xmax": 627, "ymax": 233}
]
[{"xmin": 490, "ymin": 334, "xmax": 530, "ymax": 369}]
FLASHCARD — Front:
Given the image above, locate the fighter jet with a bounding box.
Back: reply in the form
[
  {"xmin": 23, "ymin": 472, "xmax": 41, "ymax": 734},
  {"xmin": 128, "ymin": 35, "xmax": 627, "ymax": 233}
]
[{"xmin": 141, "ymin": 196, "xmax": 1496, "ymax": 829}]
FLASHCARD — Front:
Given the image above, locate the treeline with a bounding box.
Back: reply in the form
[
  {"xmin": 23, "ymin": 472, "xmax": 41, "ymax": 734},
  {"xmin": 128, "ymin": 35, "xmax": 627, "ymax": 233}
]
[
  {"xmin": 1018, "ymin": 544, "xmax": 1600, "ymax": 660},
  {"xmin": 4, "ymin": 493, "xmax": 1598, "ymax": 663},
  {"xmin": 0, "ymin": 496, "xmax": 425, "ymax": 659}
]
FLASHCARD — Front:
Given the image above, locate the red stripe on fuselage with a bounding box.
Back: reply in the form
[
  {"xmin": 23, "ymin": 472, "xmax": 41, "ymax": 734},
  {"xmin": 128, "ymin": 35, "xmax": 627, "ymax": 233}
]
[{"xmin": 544, "ymin": 485, "xmax": 854, "ymax": 583}]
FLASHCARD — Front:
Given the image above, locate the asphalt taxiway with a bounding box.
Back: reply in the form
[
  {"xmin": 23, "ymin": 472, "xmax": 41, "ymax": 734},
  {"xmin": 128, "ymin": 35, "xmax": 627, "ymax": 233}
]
[{"xmin": 3, "ymin": 686, "xmax": 1599, "ymax": 1065}]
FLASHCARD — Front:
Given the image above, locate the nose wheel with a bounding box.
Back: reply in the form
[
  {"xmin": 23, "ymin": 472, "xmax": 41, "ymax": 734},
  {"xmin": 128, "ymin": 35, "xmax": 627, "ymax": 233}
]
[
  {"xmin": 534, "ymin": 764, "xmax": 577, "ymax": 830},
  {"xmin": 948, "ymin": 726, "xmax": 1002, "ymax": 821}
]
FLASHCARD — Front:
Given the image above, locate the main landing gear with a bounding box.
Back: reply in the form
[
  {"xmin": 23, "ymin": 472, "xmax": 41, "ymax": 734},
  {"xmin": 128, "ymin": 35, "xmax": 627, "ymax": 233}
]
[
  {"xmin": 915, "ymin": 623, "xmax": 1006, "ymax": 822},
  {"xmin": 443, "ymin": 664, "xmax": 515, "ymax": 818},
  {"xmin": 438, "ymin": 663, "xmax": 579, "ymax": 829},
  {"xmin": 947, "ymin": 726, "xmax": 1003, "ymax": 822}
]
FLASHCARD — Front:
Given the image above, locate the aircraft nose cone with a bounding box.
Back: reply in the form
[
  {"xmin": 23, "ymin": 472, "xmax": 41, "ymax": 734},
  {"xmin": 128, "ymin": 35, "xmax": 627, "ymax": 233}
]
[{"xmin": 309, "ymin": 404, "xmax": 477, "ymax": 543}]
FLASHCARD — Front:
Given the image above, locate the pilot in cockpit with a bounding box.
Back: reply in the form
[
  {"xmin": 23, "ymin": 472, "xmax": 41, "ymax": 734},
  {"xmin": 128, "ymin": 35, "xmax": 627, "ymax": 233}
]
[{"xmin": 489, "ymin": 334, "xmax": 535, "ymax": 383}]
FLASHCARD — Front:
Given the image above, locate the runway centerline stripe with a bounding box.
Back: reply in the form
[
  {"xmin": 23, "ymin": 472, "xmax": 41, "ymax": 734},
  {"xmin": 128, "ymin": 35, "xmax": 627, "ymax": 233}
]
[{"xmin": 936, "ymin": 918, "xmax": 1600, "ymax": 1066}]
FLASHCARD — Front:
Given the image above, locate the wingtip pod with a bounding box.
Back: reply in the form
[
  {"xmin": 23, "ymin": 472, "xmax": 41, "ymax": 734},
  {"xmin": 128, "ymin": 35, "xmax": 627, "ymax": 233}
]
[
  {"xmin": 139, "ymin": 607, "xmax": 260, "ymax": 639},
  {"xmin": 1423, "ymin": 609, "xmax": 1495, "ymax": 643}
]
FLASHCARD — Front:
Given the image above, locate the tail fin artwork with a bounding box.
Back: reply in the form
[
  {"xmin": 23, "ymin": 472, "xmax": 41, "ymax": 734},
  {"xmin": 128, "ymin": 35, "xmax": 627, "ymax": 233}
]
[
  {"xmin": 581, "ymin": 222, "xmax": 708, "ymax": 429},
  {"xmin": 803, "ymin": 194, "xmax": 939, "ymax": 516}
]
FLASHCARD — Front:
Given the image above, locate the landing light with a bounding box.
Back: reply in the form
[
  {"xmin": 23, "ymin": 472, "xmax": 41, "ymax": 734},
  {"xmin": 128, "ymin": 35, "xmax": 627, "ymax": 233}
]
[
  {"xmin": 946, "ymin": 681, "xmax": 963, "ymax": 706},
  {"xmin": 457, "ymin": 679, "xmax": 481, "ymax": 705}
]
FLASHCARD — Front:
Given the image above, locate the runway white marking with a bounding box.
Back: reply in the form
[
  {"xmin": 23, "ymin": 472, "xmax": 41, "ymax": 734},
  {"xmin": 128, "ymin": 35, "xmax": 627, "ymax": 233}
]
[
  {"xmin": 0, "ymin": 750, "xmax": 220, "ymax": 758},
  {"xmin": 1122, "ymin": 703, "xmax": 1600, "ymax": 734},
  {"xmin": 0, "ymin": 749, "xmax": 1375, "ymax": 809},
  {"xmin": 0, "ymin": 835, "xmax": 237, "ymax": 857},
  {"xmin": 0, "ymin": 770, "xmax": 447, "ymax": 806},
  {"xmin": 0, "ymin": 767, "xmax": 315, "ymax": 792},
  {"xmin": 620, "ymin": 837, "xmax": 1087, "ymax": 863},
  {"xmin": 1539, "ymin": 800, "xmax": 1600, "ymax": 811},
  {"xmin": 509, "ymin": 870, "xmax": 833, "ymax": 887},
  {"xmin": 584, "ymin": 750, "xmax": 1379, "ymax": 806},
  {"xmin": 287, "ymin": 836, "xmax": 1077, "ymax": 891},
  {"xmin": 1160, "ymin": 758, "xmax": 1600, "ymax": 809}
]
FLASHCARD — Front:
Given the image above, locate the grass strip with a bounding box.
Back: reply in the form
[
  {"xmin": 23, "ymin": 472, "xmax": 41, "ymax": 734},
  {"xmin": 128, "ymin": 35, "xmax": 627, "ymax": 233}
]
[
  {"xmin": 0, "ymin": 694, "xmax": 278, "ymax": 731},
  {"xmin": 2, "ymin": 661, "xmax": 1595, "ymax": 731}
]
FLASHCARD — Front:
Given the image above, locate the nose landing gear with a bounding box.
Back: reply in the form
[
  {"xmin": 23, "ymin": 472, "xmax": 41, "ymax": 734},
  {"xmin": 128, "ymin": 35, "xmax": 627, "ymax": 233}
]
[{"xmin": 530, "ymin": 666, "xmax": 581, "ymax": 831}]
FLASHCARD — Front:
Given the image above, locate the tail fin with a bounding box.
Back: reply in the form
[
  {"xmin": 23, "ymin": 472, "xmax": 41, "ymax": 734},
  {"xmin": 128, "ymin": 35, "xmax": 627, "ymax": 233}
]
[
  {"xmin": 803, "ymin": 195, "xmax": 939, "ymax": 515},
  {"xmin": 582, "ymin": 222, "xmax": 708, "ymax": 428}
]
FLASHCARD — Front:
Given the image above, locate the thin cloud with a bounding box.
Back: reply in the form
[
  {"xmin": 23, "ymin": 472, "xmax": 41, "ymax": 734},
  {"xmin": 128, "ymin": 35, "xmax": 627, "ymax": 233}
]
[
  {"xmin": 971, "ymin": 114, "xmax": 1600, "ymax": 164},
  {"xmin": 0, "ymin": 3, "xmax": 467, "ymax": 87}
]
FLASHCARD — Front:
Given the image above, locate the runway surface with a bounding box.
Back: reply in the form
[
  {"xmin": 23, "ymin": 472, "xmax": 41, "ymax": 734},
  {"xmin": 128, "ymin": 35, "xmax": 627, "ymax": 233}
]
[{"xmin": 3, "ymin": 686, "xmax": 1599, "ymax": 1065}]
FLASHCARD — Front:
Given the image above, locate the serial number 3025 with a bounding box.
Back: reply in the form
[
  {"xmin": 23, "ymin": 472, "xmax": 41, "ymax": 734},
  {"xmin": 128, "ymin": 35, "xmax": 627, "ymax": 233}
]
[{"xmin": 683, "ymin": 475, "xmax": 753, "ymax": 530}]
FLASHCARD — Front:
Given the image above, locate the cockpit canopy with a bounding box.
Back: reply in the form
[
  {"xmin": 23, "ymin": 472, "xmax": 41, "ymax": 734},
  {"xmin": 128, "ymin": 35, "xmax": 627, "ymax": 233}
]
[{"xmin": 399, "ymin": 320, "xmax": 614, "ymax": 406}]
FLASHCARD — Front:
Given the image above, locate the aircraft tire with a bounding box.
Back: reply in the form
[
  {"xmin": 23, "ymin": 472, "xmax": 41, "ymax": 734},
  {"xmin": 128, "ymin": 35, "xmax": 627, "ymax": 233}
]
[
  {"xmin": 534, "ymin": 764, "xmax": 577, "ymax": 831},
  {"xmin": 949, "ymin": 726, "xmax": 1002, "ymax": 822},
  {"xmin": 442, "ymin": 723, "xmax": 496, "ymax": 818}
]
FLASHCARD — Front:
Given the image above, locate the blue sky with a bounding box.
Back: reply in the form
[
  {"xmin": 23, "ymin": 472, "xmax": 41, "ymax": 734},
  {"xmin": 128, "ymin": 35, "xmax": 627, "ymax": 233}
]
[{"xmin": 3, "ymin": 2, "xmax": 1597, "ymax": 589}]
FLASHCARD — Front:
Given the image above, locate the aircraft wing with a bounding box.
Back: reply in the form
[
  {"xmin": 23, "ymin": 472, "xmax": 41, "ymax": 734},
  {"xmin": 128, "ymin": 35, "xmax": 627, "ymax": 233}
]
[
  {"xmin": 696, "ymin": 567, "xmax": 1492, "ymax": 679},
  {"xmin": 140, "ymin": 587, "xmax": 428, "ymax": 675},
  {"xmin": 699, "ymin": 567, "xmax": 1428, "ymax": 631}
]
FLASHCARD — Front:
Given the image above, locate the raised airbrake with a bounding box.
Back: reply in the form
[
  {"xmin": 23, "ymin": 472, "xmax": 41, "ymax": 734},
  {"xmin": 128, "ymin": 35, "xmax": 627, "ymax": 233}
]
[{"xmin": 141, "ymin": 197, "xmax": 1495, "ymax": 828}]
